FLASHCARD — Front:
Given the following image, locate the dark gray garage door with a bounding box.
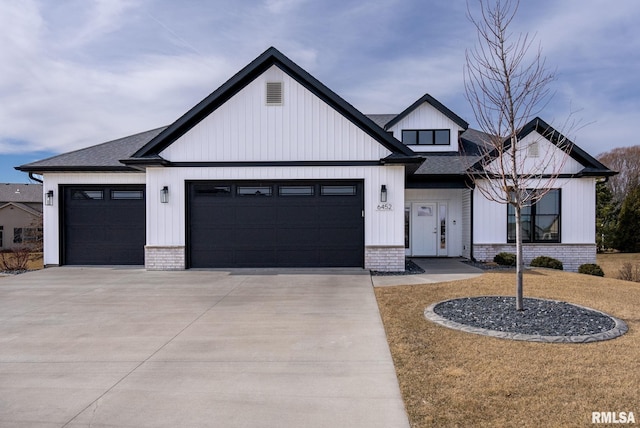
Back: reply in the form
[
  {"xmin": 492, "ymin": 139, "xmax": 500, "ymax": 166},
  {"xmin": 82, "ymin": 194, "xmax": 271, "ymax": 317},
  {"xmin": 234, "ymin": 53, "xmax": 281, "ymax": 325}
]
[
  {"xmin": 62, "ymin": 186, "xmax": 145, "ymax": 265},
  {"xmin": 187, "ymin": 181, "xmax": 364, "ymax": 268}
]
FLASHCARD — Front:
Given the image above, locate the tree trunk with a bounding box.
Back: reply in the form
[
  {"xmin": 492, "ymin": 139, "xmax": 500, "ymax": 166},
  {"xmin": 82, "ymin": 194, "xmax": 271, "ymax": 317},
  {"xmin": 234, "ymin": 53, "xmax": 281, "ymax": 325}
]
[{"xmin": 515, "ymin": 204, "xmax": 524, "ymax": 311}]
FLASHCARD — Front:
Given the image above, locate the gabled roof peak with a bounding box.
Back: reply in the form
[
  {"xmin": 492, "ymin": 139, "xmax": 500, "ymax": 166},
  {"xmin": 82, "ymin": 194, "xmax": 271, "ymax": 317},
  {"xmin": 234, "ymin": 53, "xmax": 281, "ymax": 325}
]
[
  {"xmin": 384, "ymin": 93, "xmax": 469, "ymax": 130},
  {"xmin": 128, "ymin": 46, "xmax": 416, "ymax": 162}
]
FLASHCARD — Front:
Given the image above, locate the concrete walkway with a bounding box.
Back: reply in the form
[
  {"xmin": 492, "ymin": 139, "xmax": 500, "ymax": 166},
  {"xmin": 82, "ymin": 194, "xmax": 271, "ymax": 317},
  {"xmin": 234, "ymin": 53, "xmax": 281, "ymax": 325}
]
[
  {"xmin": 371, "ymin": 258, "xmax": 484, "ymax": 287},
  {"xmin": 0, "ymin": 267, "xmax": 408, "ymax": 428}
]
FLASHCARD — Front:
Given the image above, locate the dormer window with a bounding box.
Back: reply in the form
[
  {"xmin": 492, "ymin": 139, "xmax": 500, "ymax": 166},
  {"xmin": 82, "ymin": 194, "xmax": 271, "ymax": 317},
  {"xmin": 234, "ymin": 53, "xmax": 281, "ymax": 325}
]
[{"xmin": 402, "ymin": 129, "xmax": 450, "ymax": 145}]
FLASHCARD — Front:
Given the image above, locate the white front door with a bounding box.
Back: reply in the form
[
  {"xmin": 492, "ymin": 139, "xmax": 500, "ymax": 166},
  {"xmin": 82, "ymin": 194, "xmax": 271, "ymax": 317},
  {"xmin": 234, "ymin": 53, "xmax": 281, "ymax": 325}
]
[
  {"xmin": 411, "ymin": 203, "xmax": 438, "ymax": 256},
  {"xmin": 405, "ymin": 202, "xmax": 448, "ymax": 257}
]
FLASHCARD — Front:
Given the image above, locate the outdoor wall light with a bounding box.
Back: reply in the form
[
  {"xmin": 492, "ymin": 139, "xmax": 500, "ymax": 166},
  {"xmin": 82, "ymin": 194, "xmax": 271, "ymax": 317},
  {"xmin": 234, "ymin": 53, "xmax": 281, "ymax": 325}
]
[
  {"xmin": 380, "ymin": 185, "xmax": 387, "ymax": 203},
  {"xmin": 160, "ymin": 186, "xmax": 169, "ymax": 203},
  {"xmin": 45, "ymin": 190, "xmax": 54, "ymax": 206}
]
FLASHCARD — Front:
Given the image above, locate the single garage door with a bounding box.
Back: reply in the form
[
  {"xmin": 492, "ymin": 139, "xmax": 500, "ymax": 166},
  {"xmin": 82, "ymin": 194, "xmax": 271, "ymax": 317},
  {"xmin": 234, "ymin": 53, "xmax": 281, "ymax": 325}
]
[
  {"xmin": 188, "ymin": 181, "xmax": 364, "ymax": 268},
  {"xmin": 62, "ymin": 185, "xmax": 145, "ymax": 265}
]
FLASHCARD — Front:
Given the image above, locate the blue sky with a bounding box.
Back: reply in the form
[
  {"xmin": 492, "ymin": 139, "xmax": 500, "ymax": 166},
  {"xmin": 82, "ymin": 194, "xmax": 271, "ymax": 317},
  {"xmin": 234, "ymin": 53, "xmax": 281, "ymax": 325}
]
[{"xmin": 1, "ymin": 0, "xmax": 639, "ymax": 183}]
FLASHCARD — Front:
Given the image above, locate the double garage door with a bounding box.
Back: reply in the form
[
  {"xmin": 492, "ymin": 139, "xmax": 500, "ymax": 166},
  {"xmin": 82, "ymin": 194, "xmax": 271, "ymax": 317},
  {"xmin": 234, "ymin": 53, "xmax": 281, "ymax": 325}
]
[
  {"xmin": 62, "ymin": 181, "xmax": 364, "ymax": 268},
  {"xmin": 188, "ymin": 180, "xmax": 364, "ymax": 268}
]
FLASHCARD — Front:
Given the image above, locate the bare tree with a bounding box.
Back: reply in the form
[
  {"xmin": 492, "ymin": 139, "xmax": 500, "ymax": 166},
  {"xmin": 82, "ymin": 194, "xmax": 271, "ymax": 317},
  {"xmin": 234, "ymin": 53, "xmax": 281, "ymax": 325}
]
[
  {"xmin": 464, "ymin": 0, "xmax": 573, "ymax": 310},
  {"xmin": 598, "ymin": 145, "xmax": 640, "ymax": 205}
]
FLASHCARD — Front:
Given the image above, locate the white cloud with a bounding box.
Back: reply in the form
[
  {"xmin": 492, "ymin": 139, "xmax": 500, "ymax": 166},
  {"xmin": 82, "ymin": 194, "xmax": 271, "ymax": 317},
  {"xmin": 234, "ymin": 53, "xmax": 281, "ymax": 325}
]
[
  {"xmin": 0, "ymin": 0, "xmax": 637, "ymax": 163},
  {"xmin": 0, "ymin": 1, "xmax": 237, "ymax": 154},
  {"xmin": 62, "ymin": 0, "xmax": 140, "ymax": 49}
]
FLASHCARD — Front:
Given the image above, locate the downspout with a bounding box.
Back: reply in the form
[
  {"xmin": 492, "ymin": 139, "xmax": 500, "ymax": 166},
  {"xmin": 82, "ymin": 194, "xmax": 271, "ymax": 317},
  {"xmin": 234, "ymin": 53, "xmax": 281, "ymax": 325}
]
[{"xmin": 28, "ymin": 172, "xmax": 43, "ymax": 183}]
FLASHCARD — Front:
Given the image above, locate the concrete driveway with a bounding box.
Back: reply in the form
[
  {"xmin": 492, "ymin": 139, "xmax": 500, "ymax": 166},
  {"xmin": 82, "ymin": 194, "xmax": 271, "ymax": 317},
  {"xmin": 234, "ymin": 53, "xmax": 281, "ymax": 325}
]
[{"xmin": 0, "ymin": 267, "xmax": 409, "ymax": 428}]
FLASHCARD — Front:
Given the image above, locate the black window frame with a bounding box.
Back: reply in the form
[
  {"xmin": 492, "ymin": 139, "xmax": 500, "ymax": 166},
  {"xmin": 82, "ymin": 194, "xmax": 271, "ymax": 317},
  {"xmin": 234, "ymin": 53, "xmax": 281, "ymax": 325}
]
[
  {"xmin": 401, "ymin": 129, "xmax": 450, "ymax": 146},
  {"xmin": 507, "ymin": 189, "xmax": 561, "ymax": 243}
]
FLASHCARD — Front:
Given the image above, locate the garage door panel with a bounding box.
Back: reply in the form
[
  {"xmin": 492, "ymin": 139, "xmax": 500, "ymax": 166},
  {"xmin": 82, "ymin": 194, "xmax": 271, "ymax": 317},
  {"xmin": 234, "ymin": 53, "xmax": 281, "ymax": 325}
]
[
  {"xmin": 235, "ymin": 208, "xmax": 277, "ymax": 224},
  {"xmin": 63, "ymin": 186, "xmax": 145, "ymax": 265},
  {"xmin": 188, "ymin": 181, "xmax": 363, "ymax": 268},
  {"xmin": 190, "ymin": 250, "xmax": 234, "ymax": 267}
]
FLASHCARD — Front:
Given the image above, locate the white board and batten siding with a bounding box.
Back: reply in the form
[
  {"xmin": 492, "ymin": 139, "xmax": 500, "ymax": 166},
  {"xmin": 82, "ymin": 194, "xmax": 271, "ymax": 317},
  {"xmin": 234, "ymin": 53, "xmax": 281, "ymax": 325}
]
[
  {"xmin": 473, "ymin": 177, "xmax": 597, "ymax": 244},
  {"xmin": 386, "ymin": 102, "xmax": 465, "ymax": 153},
  {"xmin": 146, "ymin": 165, "xmax": 406, "ymax": 248},
  {"xmin": 40, "ymin": 172, "xmax": 147, "ymax": 266},
  {"xmin": 160, "ymin": 65, "xmax": 392, "ymax": 162},
  {"xmin": 486, "ymin": 131, "xmax": 584, "ymax": 177}
]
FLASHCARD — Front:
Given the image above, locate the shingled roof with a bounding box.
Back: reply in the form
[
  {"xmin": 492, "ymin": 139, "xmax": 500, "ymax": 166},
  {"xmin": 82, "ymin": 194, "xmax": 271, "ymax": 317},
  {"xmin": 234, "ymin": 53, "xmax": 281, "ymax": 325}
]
[
  {"xmin": 16, "ymin": 127, "xmax": 166, "ymax": 173},
  {"xmin": 0, "ymin": 183, "xmax": 43, "ymax": 203}
]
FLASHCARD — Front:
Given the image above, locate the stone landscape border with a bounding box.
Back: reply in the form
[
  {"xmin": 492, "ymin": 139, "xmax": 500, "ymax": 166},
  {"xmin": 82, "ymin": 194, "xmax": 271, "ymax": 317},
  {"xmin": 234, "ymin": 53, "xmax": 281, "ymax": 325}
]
[{"xmin": 424, "ymin": 297, "xmax": 628, "ymax": 343}]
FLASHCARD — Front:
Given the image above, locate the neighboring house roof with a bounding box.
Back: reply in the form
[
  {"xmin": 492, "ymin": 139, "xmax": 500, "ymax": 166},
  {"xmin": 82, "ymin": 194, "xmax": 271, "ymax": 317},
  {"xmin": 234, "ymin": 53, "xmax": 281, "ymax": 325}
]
[
  {"xmin": 468, "ymin": 117, "xmax": 616, "ymax": 177},
  {"xmin": 0, "ymin": 202, "xmax": 42, "ymax": 217},
  {"xmin": 0, "ymin": 183, "xmax": 43, "ymax": 203},
  {"xmin": 383, "ymin": 93, "xmax": 469, "ymax": 131},
  {"xmin": 126, "ymin": 47, "xmax": 420, "ymax": 166},
  {"xmin": 16, "ymin": 127, "xmax": 166, "ymax": 173}
]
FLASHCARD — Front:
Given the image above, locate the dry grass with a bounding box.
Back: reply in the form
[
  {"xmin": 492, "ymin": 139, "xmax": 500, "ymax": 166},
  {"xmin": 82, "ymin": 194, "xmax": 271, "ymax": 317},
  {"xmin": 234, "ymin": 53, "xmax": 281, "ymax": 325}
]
[
  {"xmin": 597, "ymin": 253, "xmax": 640, "ymax": 279},
  {"xmin": 375, "ymin": 269, "xmax": 640, "ymax": 427},
  {"xmin": 0, "ymin": 252, "xmax": 43, "ymax": 271}
]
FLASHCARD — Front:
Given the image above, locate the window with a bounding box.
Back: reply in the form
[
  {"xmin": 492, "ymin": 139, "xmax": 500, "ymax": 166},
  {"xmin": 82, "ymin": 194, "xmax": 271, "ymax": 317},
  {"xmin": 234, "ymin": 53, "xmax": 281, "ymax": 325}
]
[
  {"xmin": 321, "ymin": 185, "xmax": 357, "ymax": 196},
  {"xmin": 404, "ymin": 207, "xmax": 410, "ymax": 249},
  {"xmin": 508, "ymin": 189, "xmax": 560, "ymax": 243},
  {"xmin": 71, "ymin": 190, "xmax": 104, "ymax": 200},
  {"xmin": 0, "ymin": 225, "xmax": 3, "ymax": 247},
  {"xmin": 13, "ymin": 227, "xmax": 42, "ymax": 244},
  {"xmin": 111, "ymin": 190, "xmax": 144, "ymax": 200},
  {"xmin": 237, "ymin": 186, "xmax": 272, "ymax": 196},
  {"xmin": 13, "ymin": 228, "xmax": 21, "ymax": 244},
  {"xmin": 194, "ymin": 185, "xmax": 231, "ymax": 196},
  {"xmin": 402, "ymin": 129, "xmax": 450, "ymax": 145},
  {"xmin": 279, "ymin": 186, "xmax": 314, "ymax": 196}
]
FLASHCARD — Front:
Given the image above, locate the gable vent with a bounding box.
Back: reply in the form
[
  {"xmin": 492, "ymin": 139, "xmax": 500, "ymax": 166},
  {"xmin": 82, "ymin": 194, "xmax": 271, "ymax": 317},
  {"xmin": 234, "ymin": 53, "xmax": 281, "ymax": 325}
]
[
  {"xmin": 266, "ymin": 82, "xmax": 283, "ymax": 106},
  {"xmin": 528, "ymin": 141, "xmax": 540, "ymax": 157}
]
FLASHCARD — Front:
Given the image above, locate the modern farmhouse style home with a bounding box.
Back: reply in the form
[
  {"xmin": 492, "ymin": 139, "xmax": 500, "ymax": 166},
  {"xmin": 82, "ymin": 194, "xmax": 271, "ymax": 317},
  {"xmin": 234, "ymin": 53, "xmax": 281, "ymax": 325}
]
[{"xmin": 17, "ymin": 47, "xmax": 614, "ymax": 272}]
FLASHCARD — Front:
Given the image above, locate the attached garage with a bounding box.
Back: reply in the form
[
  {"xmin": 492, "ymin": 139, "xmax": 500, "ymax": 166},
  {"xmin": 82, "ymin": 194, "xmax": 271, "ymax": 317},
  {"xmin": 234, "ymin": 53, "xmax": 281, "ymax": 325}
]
[
  {"xmin": 187, "ymin": 180, "xmax": 364, "ymax": 268},
  {"xmin": 62, "ymin": 185, "xmax": 146, "ymax": 265}
]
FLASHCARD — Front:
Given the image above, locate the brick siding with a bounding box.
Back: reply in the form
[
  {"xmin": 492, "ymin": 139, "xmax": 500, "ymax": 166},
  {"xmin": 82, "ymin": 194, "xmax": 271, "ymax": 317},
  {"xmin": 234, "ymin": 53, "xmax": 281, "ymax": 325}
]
[
  {"xmin": 473, "ymin": 243, "xmax": 596, "ymax": 272},
  {"xmin": 365, "ymin": 246, "xmax": 405, "ymax": 272},
  {"xmin": 145, "ymin": 246, "xmax": 185, "ymax": 271}
]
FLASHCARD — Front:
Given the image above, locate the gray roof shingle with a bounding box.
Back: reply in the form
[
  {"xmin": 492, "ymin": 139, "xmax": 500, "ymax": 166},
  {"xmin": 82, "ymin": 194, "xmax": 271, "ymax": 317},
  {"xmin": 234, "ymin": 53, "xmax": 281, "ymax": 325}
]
[
  {"xmin": 17, "ymin": 127, "xmax": 166, "ymax": 172},
  {"xmin": 0, "ymin": 183, "xmax": 43, "ymax": 203},
  {"xmin": 366, "ymin": 114, "xmax": 396, "ymax": 129}
]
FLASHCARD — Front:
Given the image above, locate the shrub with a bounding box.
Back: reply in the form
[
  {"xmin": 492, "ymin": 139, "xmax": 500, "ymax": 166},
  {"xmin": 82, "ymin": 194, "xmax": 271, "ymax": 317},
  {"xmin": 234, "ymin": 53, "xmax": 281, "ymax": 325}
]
[
  {"xmin": 493, "ymin": 252, "xmax": 516, "ymax": 266},
  {"xmin": 617, "ymin": 262, "xmax": 640, "ymax": 282},
  {"xmin": 578, "ymin": 263, "xmax": 605, "ymax": 277},
  {"xmin": 530, "ymin": 256, "xmax": 563, "ymax": 270},
  {"xmin": 0, "ymin": 248, "xmax": 34, "ymax": 272}
]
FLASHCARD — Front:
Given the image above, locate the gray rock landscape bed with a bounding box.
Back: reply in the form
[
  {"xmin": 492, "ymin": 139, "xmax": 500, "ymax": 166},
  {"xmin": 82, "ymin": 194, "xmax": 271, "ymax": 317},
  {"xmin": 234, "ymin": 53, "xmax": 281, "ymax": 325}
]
[{"xmin": 425, "ymin": 296, "xmax": 628, "ymax": 343}]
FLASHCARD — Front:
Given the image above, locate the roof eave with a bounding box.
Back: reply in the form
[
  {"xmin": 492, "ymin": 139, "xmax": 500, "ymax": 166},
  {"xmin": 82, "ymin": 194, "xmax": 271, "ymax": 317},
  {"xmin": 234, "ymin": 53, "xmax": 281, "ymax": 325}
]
[{"xmin": 15, "ymin": 165, "xmax": 142, "ymax": 174}]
